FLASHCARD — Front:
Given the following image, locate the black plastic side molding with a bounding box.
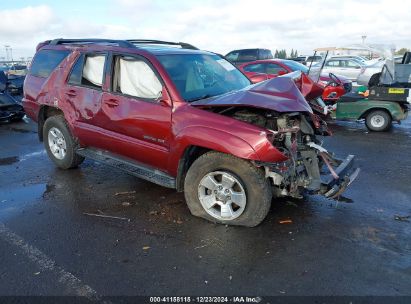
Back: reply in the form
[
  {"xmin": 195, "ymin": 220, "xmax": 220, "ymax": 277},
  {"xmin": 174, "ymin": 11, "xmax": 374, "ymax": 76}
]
[{"xmin": 76, "ymin": 148, "xmax": 176, "ymax": 189}]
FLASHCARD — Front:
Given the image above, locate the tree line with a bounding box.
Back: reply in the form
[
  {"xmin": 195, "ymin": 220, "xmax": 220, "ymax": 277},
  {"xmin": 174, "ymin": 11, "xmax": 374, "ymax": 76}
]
[{"xmin": 274, "ymin": 49, "xmax": 298, "ymax": 59}]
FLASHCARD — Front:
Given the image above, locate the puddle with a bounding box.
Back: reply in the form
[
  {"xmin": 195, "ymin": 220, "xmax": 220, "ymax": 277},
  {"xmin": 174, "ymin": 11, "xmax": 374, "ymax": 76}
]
[
  {"xmin": 0, "ymin": 183, "xmax": 46, "ymax": 203},
  {"xmin": 0, "ymin": 183, "xmax": 46, "ymax": 220},
  {"xmin": 20, "ymin": 150, "xmax": 46, "ymax": 161},
  {"xmin": 0, "ymin": 156, "xmax": 19, "ymax": 166},
  {"xmin": 7, "ymin": 127, "xmax": 36, "ymax": 134}
]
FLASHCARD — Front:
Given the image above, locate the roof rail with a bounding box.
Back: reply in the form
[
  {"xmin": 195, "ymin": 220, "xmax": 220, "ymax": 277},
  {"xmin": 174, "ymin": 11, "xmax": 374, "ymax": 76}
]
[
  {"xmin": 126, "ymin": 39, "xmax": 199, "ymax": 50},
  {"xmin": 49, "ymin": 38, "xmax": 135, "ymax": 48}
]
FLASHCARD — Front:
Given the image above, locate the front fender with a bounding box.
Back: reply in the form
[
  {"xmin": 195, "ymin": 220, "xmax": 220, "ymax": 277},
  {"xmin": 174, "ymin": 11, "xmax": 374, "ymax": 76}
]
[{"xmin": 167, "ymin": 126, "xmax": 287, "ymax": 174}]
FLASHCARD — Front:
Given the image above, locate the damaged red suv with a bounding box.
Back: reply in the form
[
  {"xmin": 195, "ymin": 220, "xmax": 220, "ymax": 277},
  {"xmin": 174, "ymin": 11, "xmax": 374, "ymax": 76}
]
[{"xmin": 23, "ymin": 39, "xmax": 359, "ymax": 227}]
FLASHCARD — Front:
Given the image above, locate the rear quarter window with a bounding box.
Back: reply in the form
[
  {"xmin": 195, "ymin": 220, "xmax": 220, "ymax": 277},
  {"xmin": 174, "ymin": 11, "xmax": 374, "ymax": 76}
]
[{"xmin": 29, "ymin": 49, "xmax": 70, "ymax": 78}]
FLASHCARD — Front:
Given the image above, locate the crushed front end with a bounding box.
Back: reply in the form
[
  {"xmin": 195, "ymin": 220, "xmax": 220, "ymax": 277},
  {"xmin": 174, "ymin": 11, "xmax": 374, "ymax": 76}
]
[
  {"xmin": 193, "ymin": 73, "xmax": 359, "ymax": 200},
  {"xmin": 255, "ymin": 112, "xmax": 359, "ymax": 199},
  {"xmin": 227, "ymin": 108, "xmax": 359, "ymax": 199}
]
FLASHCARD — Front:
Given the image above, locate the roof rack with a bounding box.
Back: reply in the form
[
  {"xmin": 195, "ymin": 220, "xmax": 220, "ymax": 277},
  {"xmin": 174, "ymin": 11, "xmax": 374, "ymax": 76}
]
[
  {"xmin": 49, "ymin": 38, "xmax": 136, "ymax": 48},
  {"xmin": 47, "ymin": 38, "xmax": 199, "ymax": 50},
  {"xmin": 126, "ymin": 39, "xmax": 199, "ymax": 50}
]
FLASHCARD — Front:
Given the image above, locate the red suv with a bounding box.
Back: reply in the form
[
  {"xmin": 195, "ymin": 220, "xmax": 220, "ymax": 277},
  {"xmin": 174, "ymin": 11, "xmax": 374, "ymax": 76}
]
[{"xmin": 23, "ymin": 39, "xmax": 359, "ymax": 227}]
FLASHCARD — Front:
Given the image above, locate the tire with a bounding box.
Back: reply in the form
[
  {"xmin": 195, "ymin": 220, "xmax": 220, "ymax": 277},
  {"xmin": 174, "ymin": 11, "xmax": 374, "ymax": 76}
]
[
  {"xmin": 184, "ymin": 151, "xmax": 272, "ymax": 227},
  {"xmin": 43, "ymin": 115, "xmax": 84, "ymax": 169},
  {"xmin": 368, "ymin": 72, "xmax": 381, "ymax": 87},
  {"xmin": 365, "ymin": 110, "xmax": 391, "ymax": 132}
]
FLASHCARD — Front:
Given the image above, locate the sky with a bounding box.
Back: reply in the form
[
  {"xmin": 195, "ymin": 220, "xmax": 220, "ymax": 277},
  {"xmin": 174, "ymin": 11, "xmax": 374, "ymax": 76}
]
[{"xmin": 1, "ymin": 0, "xmax": 410, "ymax": 60}]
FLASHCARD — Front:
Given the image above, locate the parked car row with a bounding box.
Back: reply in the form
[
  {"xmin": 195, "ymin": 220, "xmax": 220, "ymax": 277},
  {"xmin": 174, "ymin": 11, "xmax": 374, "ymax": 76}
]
[{"xmin": 224, "ymin": 48, "xmax": 399, "ymax": 87}]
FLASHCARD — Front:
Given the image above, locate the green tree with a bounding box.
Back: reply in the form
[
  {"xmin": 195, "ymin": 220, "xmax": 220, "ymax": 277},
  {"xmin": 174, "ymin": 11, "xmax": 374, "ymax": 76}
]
[
  {"xmin": 274, "ymin": 50, "xmax": 279, "ymax": 58},
  {"xmin": 395, "ymin": 48, "xmax": 409, "ymax": 55},
  {"xmin": 278, "ymin": 49, "xmax": 287, "ymax": 59}
]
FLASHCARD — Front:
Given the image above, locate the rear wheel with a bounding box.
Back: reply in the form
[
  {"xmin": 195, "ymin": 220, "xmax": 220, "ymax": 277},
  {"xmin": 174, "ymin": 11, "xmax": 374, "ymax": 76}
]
[
  {"xmin": 184, "ymin": 151, "xmax": 272, "ymax": 227},
  {"xmin": 368, "ymin": 72, "xmax": 381, "ymax": 87},
  {"xmin": 43, "ymin": 115, "xmax": 84, "ymax": 169},
  {"xmin": 365, "ymin": 110, "xmax": 391, "ymax": 132}
]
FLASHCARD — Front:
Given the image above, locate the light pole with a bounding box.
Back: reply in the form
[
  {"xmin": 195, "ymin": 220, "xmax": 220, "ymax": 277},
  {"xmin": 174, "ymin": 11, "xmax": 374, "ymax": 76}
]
[
  {"xmin": 9, "ymin": 47, "xmax": 13, "ymax": 64},
  {"xmin": 4, "ymin": 45, "xmax": 10, "ymax": 62}
]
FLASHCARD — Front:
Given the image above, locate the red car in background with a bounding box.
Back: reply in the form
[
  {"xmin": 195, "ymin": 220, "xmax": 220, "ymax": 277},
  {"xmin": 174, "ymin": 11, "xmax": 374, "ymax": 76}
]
[{"xmin": 238, "ymin": 59, "xmax": 352, "ymax": 103}]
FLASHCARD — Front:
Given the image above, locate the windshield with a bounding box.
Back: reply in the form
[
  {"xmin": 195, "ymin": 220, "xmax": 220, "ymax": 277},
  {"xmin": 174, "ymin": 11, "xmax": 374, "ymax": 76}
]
[
  {"xmin": 282, "ymin": 60, "xmax": 309, "ymax": 73},
  {"xmin": 157, "ymin": 54, "xmax": 251, "ymax": 102}
]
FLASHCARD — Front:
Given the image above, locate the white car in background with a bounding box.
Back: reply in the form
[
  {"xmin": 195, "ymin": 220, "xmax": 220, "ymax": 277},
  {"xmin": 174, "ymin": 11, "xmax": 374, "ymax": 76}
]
[
  {"xmin": 321, "ymin": 57, "xmax": 366, "ymax": 81},
  {"xmin": 356, "ymin": 60, "xmax": 385, "ymax": 86},
  {"xmin": 292, "ymin": 55, "xmax": 323, "ymax": 66},
  {"xmin": 330, "ymin": 55, "xmax": 368, "ymax": 63}
]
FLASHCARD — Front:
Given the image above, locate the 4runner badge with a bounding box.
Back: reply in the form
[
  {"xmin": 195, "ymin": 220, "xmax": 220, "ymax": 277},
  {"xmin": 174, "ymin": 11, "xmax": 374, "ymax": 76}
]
[{"xmin": 143, "ymin": 135, "xmax": 165, "ymax": 144}]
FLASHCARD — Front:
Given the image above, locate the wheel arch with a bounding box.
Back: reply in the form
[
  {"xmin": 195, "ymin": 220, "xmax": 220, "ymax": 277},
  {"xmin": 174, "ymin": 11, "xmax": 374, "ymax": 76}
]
[
  {"xmin": 359, "ymin": 107, "xmax": 392, "ymax": 120},
  {"xmin": 37, "ymin": 105, "xmax": 64, "ymax": 141},
  {"xmin": 175, "ymin": 145, "xmax": 212, "ymax": 192}
]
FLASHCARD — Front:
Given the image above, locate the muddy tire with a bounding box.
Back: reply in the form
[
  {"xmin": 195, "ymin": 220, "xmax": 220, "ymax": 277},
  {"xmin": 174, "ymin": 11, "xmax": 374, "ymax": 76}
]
[
  {"xmin": 365, "ymin": 110, "xmax": 391, "ymax": 132},
  {"xmin": 184, "ymin": 151, "xmax": 272, "ymax": 227},
  {"xmin": 43, "ymin": 115, "xmax": 84, "ymax": 169}
]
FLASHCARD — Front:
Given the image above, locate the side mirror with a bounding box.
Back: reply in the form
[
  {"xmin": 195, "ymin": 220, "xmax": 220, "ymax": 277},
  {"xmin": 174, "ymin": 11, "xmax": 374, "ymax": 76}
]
[
  {"xmin": 278, "ymin": 70, "xmax": 288, "ymax": 76},
  {"xmin": 249, "ymin": 73, "xmax": 268, "ymax": 84}
]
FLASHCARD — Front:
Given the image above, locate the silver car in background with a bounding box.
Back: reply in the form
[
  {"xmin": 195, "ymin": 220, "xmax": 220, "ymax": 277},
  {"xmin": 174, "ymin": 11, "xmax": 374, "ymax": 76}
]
[
  {"xmin": 356, "ymin": 60, "xmax": 385, "ymax": 86},
  {"xmin": 321, "ymin": 57, "xmax": 366, "ymax": 81}
]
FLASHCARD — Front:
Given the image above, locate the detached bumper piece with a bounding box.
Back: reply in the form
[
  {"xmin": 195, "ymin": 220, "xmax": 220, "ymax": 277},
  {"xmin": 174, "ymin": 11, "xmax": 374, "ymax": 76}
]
[
  {"xmin": 320, "ymin": 154, "xmax": 360, "ymax": 199},
  {"xmin": 0, "ymin": 105, "xmax": 25, "ymax": 122}
]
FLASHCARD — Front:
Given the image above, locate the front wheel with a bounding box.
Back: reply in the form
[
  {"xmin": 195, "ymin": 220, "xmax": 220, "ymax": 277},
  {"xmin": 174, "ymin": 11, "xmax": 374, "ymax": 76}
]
[
  {"xmin": 184, "ymin": 152, "xmax": 272, "ymax": 227},
  {"xmin": 365, "ymin": 110, "xmax": 391, "ymax": 132},
  {"xmin": 43, "ymin": 115, "xmax": 84, "ymax": 169}
]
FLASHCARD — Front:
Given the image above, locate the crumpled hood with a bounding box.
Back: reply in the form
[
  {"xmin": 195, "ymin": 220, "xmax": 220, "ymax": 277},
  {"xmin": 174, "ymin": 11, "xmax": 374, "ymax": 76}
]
[{"xmin": 191, "ymin": 73, "xmax": 313, "ymax": 113}]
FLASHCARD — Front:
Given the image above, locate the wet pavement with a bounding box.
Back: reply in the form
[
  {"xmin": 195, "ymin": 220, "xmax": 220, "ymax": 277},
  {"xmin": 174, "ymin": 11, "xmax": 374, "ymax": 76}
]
[{"xmin": 0, "ymin": 117, "xmax": 410, "ymax": 297}]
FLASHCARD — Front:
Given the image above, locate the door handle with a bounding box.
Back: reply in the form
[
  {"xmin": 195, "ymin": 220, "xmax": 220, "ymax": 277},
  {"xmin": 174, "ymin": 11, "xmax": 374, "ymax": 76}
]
[
  {"xmin": 104, "ymin": 98, "xmax": 119, "ymax": 107},
  {"xmin": 65, "ymin": 90, "xmax": 77, "ymax": 97}
]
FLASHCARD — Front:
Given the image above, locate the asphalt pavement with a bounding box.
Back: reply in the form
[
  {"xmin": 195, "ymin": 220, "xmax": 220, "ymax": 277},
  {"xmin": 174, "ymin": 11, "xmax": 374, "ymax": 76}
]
[{"xmin": 0, "ymin": 116, "xmax": 410, "ymax": 299}]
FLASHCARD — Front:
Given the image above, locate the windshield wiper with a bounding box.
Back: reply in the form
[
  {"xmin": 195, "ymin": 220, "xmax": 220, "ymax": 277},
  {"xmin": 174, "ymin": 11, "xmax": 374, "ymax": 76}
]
[{"xmin": 186, "ymin": 94, "xmax": 214, "ymax": 102}]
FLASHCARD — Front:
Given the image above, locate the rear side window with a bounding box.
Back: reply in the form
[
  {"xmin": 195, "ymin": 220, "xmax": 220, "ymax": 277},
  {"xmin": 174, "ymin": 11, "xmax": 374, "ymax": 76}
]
[
  {"xmin": 326, "ymin": 60, "xmax": 340, "ymax": 67},
  {"xmin": 82, "ymin": 54, "xmax": 106, "ymax": 89},
  {"xmin": 243, "ymin": 63, "xmax": 265, "ymax": 73},
  {"xmin": 265, "ymin": 63, "xmax": 286, "ymax": 74},
  {"xmin": 345, "ymin": 60, "xmax": 361, "ymax": 68},
  {"xmin": 67, "ymin": 53, "xmax": 106, "ymax": 89},
  {"xmin": 226, "ymin": 52, "xmax": 239, "ymax": 62},
  {"xmin": 238, "ymin": 50, "xmax": 258, "ymax": 62},
  {"xmin": 29, "ymin": 49, "xmax": 70, "ymax": 78}
]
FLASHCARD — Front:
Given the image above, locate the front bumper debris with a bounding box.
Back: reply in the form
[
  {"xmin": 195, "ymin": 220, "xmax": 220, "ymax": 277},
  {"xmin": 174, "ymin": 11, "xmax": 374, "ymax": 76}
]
[{"xmin": 320, "ymin": 154, "xmax": 360, "ymax": 199}]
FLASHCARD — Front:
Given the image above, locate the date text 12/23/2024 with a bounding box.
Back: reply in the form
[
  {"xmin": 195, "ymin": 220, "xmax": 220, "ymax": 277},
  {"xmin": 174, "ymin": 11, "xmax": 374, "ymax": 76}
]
[{"xmin": 149, "ymin": 296, "xmax": 262, "ymax": 303}]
